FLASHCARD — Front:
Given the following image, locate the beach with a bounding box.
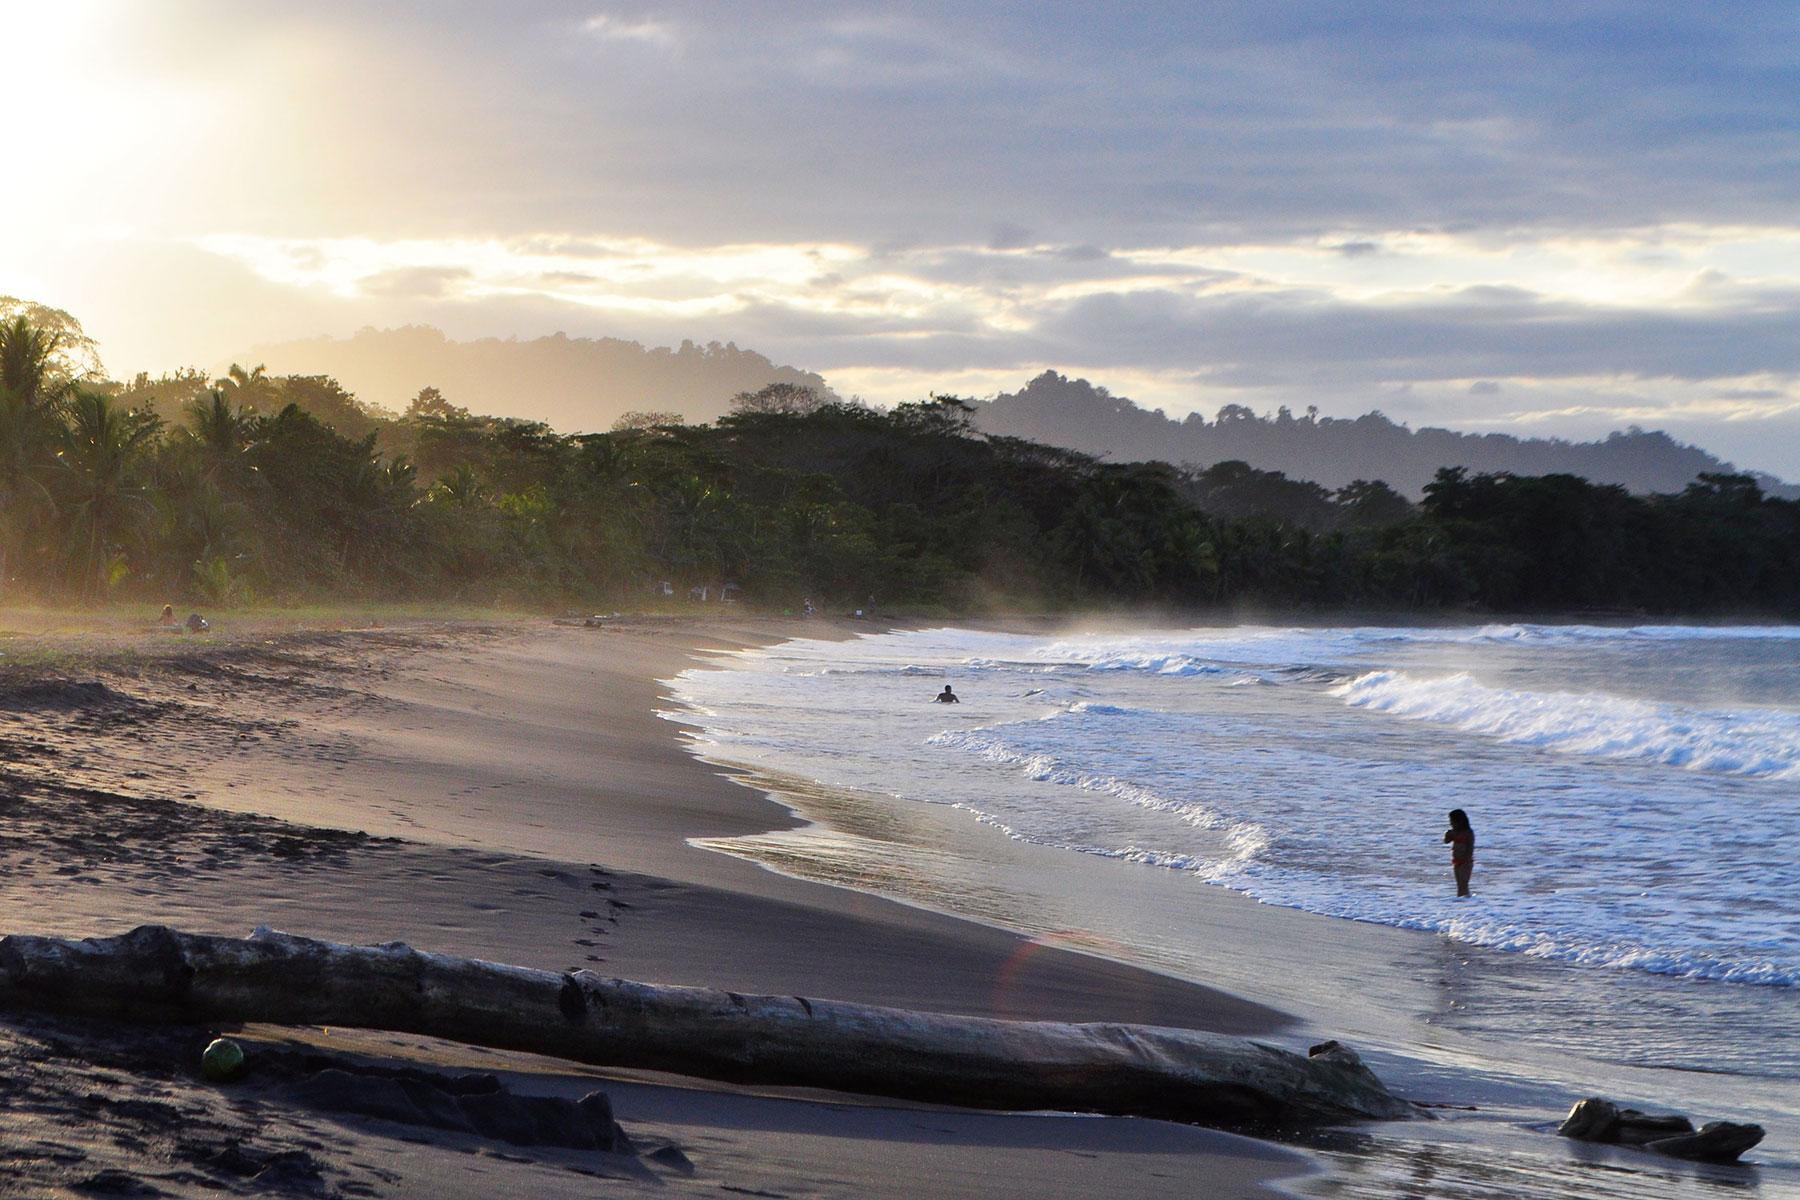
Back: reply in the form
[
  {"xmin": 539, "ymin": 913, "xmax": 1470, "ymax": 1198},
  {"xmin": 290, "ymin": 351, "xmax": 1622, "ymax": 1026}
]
[
  {"xmin": 671, "ymin": 623, "xmax": 1800, "ymax": 1200},
  {"xmin": 0, "ymin": 614, "xmax": 1302, "ymax": 1198}
]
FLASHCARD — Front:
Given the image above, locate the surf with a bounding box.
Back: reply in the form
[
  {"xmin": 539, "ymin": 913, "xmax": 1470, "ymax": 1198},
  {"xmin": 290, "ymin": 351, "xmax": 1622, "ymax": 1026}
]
[{"xmin": 1333, "ymin": 669, "xmax": 1800, "ymax": 780}]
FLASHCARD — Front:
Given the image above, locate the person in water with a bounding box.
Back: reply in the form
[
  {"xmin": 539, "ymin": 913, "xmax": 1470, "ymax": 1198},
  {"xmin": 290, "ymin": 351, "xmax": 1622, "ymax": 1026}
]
[
  {"xmin": 935, "ymin": 685, "xmax": 959, "ymax": 704},
  {"xmin": 1444, "ymin": 808, "xmax": 1475, "ymax": 897}
]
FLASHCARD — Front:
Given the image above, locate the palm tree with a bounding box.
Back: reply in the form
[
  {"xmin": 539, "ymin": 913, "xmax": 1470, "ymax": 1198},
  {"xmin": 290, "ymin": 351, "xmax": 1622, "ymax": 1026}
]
[
  {"xmin": 58, "ymin": 390, "xmax": 162, "ymax": 596},
  {"xmin": 214, "ymin": 362, "xmax": 267, "ymax": 394},
  {"xmin": 0, "ymin": 315, "xmax": 79, "ymax": 410},
  {"xmin": 0, "ymin": 387, "xmax": 60, "ymax": 592},
  {"xmin": 213, "ymin": 362, "xmax": 272, "ymax": 419},
  {"xmin": 154, "ymin": 453, "xmax": 253, "ymax": 588},
  {"xmin": 184, "ymin": 388, "xmax": 258, "ymax": 479},
  {"xmin": 0, "ymin": 316, "xmax": 79, "ymax": 593},
  {"xmin": 430, "ymin": 463, "xmax": 487, "ymax": 506}
]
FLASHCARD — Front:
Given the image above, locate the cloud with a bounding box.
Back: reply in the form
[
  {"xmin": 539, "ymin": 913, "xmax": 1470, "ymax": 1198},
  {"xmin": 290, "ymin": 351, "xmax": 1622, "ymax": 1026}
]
[
  {"xmin": 12, "ymin": 3, "xmax": 1800, "ymax": 475},
  {"xmin": 359, "ymin": 266, "xmax": 473, "ymax": 299},
  {"xmin": 581, "ymin": 13, "xmax": 679, "ymax": 49},
  {"xmin": 189, "ymin": 225, "xmax": 1800, "ymax": 394},
  {"xmin": 987, "ymin": 223, "xmax": 1034, "ymax": 251},
  {"xmin": 46, "ymin": 2, "xmax": 1790, "ymax": 250}
]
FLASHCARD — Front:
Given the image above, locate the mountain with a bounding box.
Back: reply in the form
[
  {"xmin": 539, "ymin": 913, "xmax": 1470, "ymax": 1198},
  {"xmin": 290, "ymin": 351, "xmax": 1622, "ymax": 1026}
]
[
  {"xmin": 234, "ymin": 326, "xmax": 833, "ymax": 431},
  {"xmin": 973, "ymin": 372, "xmax": 1798, "ymax": 499}
]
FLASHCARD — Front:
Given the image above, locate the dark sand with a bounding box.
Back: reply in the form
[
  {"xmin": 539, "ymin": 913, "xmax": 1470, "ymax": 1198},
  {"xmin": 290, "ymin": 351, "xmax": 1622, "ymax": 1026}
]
[{"xmin": 0, "ymin": 616, "xmax": 1304, "ymax": 1198}]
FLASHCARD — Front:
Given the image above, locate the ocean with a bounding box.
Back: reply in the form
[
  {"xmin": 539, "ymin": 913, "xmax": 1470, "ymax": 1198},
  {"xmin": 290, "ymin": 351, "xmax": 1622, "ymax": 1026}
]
[{"xmin": 668, "ymin": 623, "xmax": 1800, "ymax": 1197}]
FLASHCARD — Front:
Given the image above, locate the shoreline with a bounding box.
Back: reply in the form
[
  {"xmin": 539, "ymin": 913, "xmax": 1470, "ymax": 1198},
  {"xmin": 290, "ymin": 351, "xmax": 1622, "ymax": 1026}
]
[
  {"xmin": 0, "ymin": 612, "xmax": 1308, "ymax": 1198},
  {"xmin": 6, "ymin": 609, "xmax": 1789, "ymax": 1198},
  {"xmin": 662, "ymin": 618, "xmax": 1800, "ymax": 1199}
]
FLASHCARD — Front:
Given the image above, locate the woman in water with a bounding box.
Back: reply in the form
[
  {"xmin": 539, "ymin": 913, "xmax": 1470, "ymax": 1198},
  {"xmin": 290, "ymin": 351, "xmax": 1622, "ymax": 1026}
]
[{"xmin": 1443, "ymin": 809, "xmax": 1475, "ymax": 897}]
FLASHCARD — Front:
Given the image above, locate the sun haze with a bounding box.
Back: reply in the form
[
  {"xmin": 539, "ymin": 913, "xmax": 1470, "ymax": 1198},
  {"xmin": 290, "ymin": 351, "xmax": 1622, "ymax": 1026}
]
[{"xmin": 7, "ymin": 3, "xmax": 1800, "ymax": 474}]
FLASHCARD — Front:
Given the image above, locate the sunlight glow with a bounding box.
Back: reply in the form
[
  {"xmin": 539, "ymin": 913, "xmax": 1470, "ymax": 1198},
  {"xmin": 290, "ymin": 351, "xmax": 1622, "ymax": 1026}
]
[
  {"xmin": 4, "ymin": 4, "xmax": 1799, "ymax": 472},
  {"xmin": 194, "ymin": 224, "xmax": 1800, "ymax": 334},
  {"xmin": 0, "ymin": 3, "xmax": 222, "ymax": 235}
]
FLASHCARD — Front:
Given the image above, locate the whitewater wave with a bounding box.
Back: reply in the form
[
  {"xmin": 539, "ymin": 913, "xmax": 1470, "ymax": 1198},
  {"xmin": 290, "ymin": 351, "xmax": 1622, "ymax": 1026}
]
[
  {"xmin": 1065, "ymin": 700, "xmax": 1145, "ymax": 716},
  {"xmin": 1466, "ymin": 623, "xmax": 1800, "ymax": 644},
  {"xmin": 1265, "ymin": 887, "xmax": 1800, "ymax": 987},
  {"xmin": 925, "ymin": 725, "xmax": 1269, "ymax": 876},
  {"xmin": 1333, "ymin": 670, "xmax": 1800, "ymax": 779},
  {"xmin": 927, "ymin": 708, "xmax": 1800, "ymax": 987},
  {"xmin": 1082, "ymin": 654, "xmax": 1262, "ymax": 678},
  {"xmin": 672, "ymin": 622, "xmax": 1800, "ymax": 993},
  {"xmin": 1029, "ymin": 622, "xmax": 1800, "ymax": 679}
]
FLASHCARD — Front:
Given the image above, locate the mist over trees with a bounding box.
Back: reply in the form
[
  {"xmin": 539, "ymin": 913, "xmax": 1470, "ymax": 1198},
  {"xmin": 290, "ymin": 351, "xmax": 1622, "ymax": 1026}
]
[
  {"xmin": 974, "ymin": 371, "xmax": 1797, "ymax": 500},
  {"xmin": 1, "ymin": 306, "xmax": 1794, "ymax": 616},
  {"xmin": 232, "ymin": 330, "xmax": 1794, "ymax": 507},
  {"xmin": 238, "ymin": 325, "xmax": 833, "ymax": 433}
]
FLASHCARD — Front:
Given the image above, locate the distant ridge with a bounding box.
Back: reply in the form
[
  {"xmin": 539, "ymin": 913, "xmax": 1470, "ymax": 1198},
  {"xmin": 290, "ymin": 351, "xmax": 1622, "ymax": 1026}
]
[
  {"xmin": 237, "ymin": 325, "xmax": 833, "ymax": 431},
  {"xmin": 973, "ymin": 372, "xmax": 1797, "ymax": 499}
]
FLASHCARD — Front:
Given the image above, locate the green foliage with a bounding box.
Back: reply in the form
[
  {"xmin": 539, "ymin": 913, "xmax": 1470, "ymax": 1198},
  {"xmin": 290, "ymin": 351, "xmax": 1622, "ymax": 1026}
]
[
  {"xmin": 0, "ymin": 298, "xmax": 100, "ymax": 396},
  {"xmin": 57, "ymin": 391, "xmax": 162, "ymax": 596},
  {"xmin": 193, "ymin": 553, "xmax": 252, "ymax": 606},
  {"xmin": 728, "ymin": 382, "xmax": 826, "ymax": 417},
  {"xmin": 0, "ymin": 311, "xmax": 1793, "ymax": 616}
]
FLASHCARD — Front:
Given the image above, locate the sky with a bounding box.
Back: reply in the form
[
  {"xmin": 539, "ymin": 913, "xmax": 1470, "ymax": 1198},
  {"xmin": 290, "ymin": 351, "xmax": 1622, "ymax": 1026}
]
[{"xmin": 6, "ymin": 1, "xmax": 1800, "ymax": 475}]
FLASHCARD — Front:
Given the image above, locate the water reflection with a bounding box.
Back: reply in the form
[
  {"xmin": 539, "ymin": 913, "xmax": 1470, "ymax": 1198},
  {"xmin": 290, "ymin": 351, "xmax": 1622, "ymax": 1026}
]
[
  {"xmin": 1291, "ymin": 1124, "xmax": 1763, "ymax": 1200},
  {"xmin": 693, "ymin": 765, "xmax": 1797, "ymax": 1194}
]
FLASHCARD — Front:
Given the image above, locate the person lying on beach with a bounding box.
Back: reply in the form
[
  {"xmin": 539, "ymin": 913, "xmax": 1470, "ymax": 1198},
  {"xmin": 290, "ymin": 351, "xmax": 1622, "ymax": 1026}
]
[
  {"xmin": 935, "ymin": 685, "xmax": 959, "ymax": 704},
  {"xmin": 1444, "ymin": 808, "xmax": 1475, "ymax": 897}
]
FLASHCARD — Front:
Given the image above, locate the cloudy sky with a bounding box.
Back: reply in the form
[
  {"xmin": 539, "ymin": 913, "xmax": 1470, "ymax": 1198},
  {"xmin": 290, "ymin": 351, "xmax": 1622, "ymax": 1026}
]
[{"xmin": 7, "ymin": 1, "xmax": 1800, "ymax": 473}]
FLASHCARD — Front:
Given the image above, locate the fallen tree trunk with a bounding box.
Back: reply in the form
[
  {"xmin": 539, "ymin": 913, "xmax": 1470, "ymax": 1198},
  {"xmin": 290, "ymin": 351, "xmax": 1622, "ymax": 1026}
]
[{"xmin": 0, "ymin": 925, "xmax": 1414, "ymax": 1130}]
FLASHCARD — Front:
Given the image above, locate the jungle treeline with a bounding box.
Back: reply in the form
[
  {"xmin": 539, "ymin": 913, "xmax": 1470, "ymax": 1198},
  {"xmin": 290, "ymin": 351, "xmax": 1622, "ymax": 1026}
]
[
  {"xmin": 977, "ymin": 370, "xmax": 1798, "ymax": 500},
  {"xmin": 2, "ymin": 313, "xmax": 1796, "ymax": 616}
]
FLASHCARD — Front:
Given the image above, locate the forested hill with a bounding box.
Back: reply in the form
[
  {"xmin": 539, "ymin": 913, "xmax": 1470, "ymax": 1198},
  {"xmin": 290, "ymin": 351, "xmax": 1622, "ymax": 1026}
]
[
  {"xmin": 238, "ymin": 326, "xmax": 832, "ymax": 431},
  {"xmin": 3, "ymin": 291, "xmax": 1796, "ymax": 615},
  {"xmin": 974, "ymin": 372, "xmax": 1797, "ymax": 499}
]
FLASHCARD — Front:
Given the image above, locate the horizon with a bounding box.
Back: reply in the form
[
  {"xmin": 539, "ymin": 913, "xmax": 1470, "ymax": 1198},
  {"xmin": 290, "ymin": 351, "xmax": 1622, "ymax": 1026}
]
[
  {"xmin": 7, "ymin": 3, "xmax": 1800, "ymax": 477},
  {"xmin": 211, "ymin": 325, "xmax": 1795, "ymax": 484}
]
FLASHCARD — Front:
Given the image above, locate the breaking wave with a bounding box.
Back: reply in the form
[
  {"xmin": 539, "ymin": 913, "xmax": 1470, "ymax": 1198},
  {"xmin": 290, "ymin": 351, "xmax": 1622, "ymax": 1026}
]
[
  {"xmin": 925, "ymin": 724, "xmax": 1270, "ymax": 877},
  {"xmin": 1334, "ymin": 670, "xmax": 1800, "ymax": 780}
]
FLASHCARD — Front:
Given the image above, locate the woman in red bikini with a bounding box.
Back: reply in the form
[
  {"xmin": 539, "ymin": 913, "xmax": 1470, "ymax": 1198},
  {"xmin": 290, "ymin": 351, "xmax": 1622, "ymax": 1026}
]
[{"xmin": 1444, "ymin": 809, "xmax": 1475, "ymax": 897}]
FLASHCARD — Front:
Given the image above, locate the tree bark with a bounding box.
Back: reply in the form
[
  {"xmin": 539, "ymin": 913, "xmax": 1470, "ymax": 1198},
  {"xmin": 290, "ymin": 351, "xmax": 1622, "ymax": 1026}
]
[{"xmin": 0, "ymin": 925, "xmax": 1414, "ymax": 1129}]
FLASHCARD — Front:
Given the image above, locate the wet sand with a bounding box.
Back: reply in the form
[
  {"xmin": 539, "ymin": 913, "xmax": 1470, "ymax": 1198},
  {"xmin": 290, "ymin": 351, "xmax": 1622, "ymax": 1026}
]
[
  {"xmin": 0, "ymin": 615, "xmax": 1302, "ymax": 1197},
  {"xmin": 668, "ymin": 623, "xmax": 1799, "ymax": 1200}
]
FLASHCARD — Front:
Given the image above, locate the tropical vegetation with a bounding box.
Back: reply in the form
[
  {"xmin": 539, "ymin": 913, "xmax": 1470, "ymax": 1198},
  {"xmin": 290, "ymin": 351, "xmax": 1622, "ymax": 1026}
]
[{"xmin": 1, "ymin": 305, "xmax": 1795, "ymax": 616}]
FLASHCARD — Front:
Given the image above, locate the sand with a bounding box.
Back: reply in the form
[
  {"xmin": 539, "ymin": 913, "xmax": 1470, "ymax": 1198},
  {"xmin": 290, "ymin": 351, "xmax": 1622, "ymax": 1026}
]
[{"xmin": 0, "ymin": 615, "xmax": 1304, "ymax": 1198}]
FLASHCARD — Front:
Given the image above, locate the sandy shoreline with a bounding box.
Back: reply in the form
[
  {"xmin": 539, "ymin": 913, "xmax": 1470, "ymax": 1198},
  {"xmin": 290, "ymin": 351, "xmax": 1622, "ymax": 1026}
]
[
  {"xmin": 0, "ymin": 614, "xmax": 1306, "ymax": 1198},
  {"xmin": 663, "ymin": 620, "xmax": 1800, "ymax": 1200}
]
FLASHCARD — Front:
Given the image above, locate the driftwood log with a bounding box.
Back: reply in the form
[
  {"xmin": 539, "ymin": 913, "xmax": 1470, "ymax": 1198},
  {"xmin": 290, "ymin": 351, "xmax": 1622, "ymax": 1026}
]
[{"xmin": 0, "ymin": 925, "xmax": 1413, "ymax": 1130}]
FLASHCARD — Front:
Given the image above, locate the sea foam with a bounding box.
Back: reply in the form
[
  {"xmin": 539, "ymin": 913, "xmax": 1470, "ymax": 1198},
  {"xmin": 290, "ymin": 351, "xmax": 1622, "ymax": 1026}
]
[
  {"xmin": 671, "ymin": 622, "xmax": 1800, "ymax": 991},
  {"xmin": 1333, "ymin": 670, "xmax": 1800, "ymax": 780}
]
